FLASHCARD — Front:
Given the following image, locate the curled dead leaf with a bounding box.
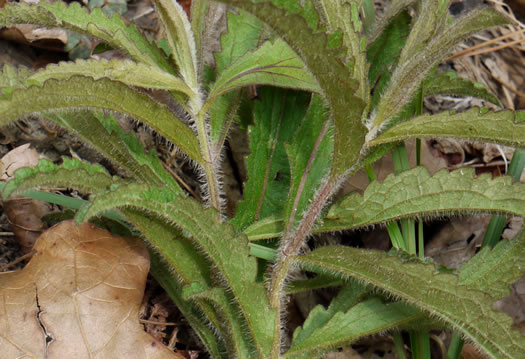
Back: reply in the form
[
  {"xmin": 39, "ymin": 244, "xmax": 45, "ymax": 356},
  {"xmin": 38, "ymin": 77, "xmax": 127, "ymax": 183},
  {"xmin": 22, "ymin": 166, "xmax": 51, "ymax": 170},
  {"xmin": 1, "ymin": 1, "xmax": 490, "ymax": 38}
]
[
  {"xmin": 1, "ymin": 144, "xmax": 48, "ymax": 253},
  {"xmin": 0, "ymin": 220, "xmax": 185, "ymax": 359}
]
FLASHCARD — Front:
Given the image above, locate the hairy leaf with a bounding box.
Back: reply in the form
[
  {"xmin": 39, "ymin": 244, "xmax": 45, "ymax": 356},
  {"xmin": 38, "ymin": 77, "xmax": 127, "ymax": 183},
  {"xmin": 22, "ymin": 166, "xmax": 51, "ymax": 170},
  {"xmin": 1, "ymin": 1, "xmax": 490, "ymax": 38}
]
[
  {"xmin": 370, "ymin": 7, "xmax": 509, "ymax": 137},
  {"xmin": 45, "ymin": 112, "xmax": 182, "ymax": 191},
  {"xmin": 282, "ymin": 95, "xmax": 333, "ymax": 242},
  {"xmin": 0, "ymin": 76, "xmax": 203, "ymax": 165},
  {"xmin": 184, "ymin": 286, "xmax": 254, "ymax": 358},
  {"xmin": 296, "ymin": 243, "xmax": 525, "ymax": 358},
  {"xmin": 246, "ymin": 166, "xmax": 525, "ymax": 238},
  {"xmin": 367, "ymin": 10, "xmax": 411, "ymax": 110},
  {"xmin": 155, "ymin": 0, "xmax": 198, "ymax": 89},
  {"xmin": 149, "ymin": 253, "xmax": 227, "ymax": 359},
  {"xmin": 291, "ymin": 283, "xmax": 368, "ymax": 347},
  {"xmin": 27, "ymin": 59, "xmax": 193, "ymax": 96},
  {"xmin": 76, "ymin": 183, "xmax": 276, "ymax": 357},
  {"xmin": 125, "ymin": 210, "xmax": 211, "ymax": 287},
  {"xmin": 2, "ymin": 158, "xmax": 123, "ymax": 199},
  {"xmin": 191, "ymin": 0, "xmax": 210, "ymax": 66},
  {"xmin": 286, "ymin": 274, "xmax": 343, "ymax": 295},
  {"xmin": 232, "ymin": 88, "xmax": 310, "ymax": 230},
  {"xmin": 312, "ymin": 0, "xmax": 369, "ymax": 103},
  {"xmin": 323, "ymin": 167, "xmax": 525, "ymax": 232},
  {"xmin": 285, "ymin": 299, "xmax": 424, "ymax": 358},
  {"xmin": 459, "ymin": 233, "xmax": 525, "ymax": 299},
  {"xmin": 423, "ymin": 71, "xmax": 501, "ymax": 105},
  {"xmin": 94, "ymin": 113, "xmax": 182, "ymax": 190},
  {"xmin": 367, "ymin": 0, "xmax": 417, "ymax": 42},
  {"xmin": 0, "ymin": 64, "xmax": 31, "ymax": 90},
  {"xmin": 215, "ymin": 11, "xmax": 264, "ymax": 75},
  {"xmin": 243, "ymin": 214, "xmax": 283, "ymax": 240},
  {"xmin": 206, "ymin": 39, "xmax": 321, "ymax": 108},
  {"xmin": 208, "ymin": 10, "xmax": 264, "ymax": 148},
  {"xmin": 132, "ymin": 213, "xmax": 230, "ymax": 358},
  {"xmin": 0, "ymin": 2, "xmax": 171, "ymax": 72},
  {"xmin": 368, "ymin": 108, "xmax": 525, "ymax": 149},
  {"xmin": 215, "ymin": 0, "xmax": 366, "ymax": 177},
  {"xmin": 397, "ymin": 0, "xmax": 449, "ymax": 68}
]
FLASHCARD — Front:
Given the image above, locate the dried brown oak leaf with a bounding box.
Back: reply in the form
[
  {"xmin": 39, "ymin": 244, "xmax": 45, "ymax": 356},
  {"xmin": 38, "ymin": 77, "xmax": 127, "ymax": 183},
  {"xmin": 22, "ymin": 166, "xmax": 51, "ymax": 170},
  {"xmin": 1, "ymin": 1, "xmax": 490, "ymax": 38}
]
[{"xmin": 0, "ymin": 220, "xmax": 185, "ymax": 359}]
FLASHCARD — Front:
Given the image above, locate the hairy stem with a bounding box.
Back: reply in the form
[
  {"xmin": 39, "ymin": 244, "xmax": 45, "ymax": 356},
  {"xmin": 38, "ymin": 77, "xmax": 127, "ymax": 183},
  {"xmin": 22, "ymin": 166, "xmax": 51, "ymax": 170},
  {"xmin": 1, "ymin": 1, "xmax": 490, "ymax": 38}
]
[
  {"xmin": 192, "ymin": 100, "xmax": 223, "ymax": 215},
  {"xmin": 269, "ymin": 179, "xmax": 337, "ymax": 358}
]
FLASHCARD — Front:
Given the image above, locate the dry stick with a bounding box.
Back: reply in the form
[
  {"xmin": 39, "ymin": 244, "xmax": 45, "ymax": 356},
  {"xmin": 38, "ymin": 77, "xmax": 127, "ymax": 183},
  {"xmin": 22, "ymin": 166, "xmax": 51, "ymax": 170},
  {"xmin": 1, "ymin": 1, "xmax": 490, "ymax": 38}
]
[
  {"xmin": 445, "ymin": 29, "xmax": 525, "ymax": 61},
  {"xmin": 162, "ymin": 163, "xmax": 202, "ymax": 201},
  {"xmin": 446, "ymin": 34, "xmax": 525, "ymax": 61},
  {"xmin": 0, "ymin": 250, "xmax": 36, "ymax": 271},
  {"xmin": 139, "ymin": 319, "xmax": 181, "ymax": 326},
  {"xmin": 480, "ymin": 66, "xmax": 525, "ymax": 98}
]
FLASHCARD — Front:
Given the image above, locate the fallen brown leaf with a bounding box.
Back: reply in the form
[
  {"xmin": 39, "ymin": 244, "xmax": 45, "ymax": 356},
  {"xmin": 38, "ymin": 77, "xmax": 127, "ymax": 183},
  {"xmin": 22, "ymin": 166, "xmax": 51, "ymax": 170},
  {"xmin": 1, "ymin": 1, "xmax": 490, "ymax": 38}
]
[
  {"xmin": 1, "ymin": 144, "xmax": 48, "ymax": 253},
  {"xmin": 0, "ymin": 220, "xmax": 185, "ymax": 358}
]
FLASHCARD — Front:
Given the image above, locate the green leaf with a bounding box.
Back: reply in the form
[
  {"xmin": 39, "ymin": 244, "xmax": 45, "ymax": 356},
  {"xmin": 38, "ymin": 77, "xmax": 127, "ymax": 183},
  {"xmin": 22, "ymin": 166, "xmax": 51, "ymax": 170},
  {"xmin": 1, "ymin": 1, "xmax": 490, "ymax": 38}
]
[
  {"xmin": 423, "ymin": 71, "xmax": 501, "ymax": 106},
  {"xmin": 370, "ymin": 7, "xmax": 509, "ymax": 137},
  {"xmin": 282, "ymin": 95, "xmax": 333, "ymax": 240},
  {"xmin": 125, "ymin": 209, "xmax": 211, "ymax": 287},
  {"xmin": 295, "ymin": 243, "xmax": 525, "ymax": 359},
  {"xmin": 229, "ymin": 162, "xmax": 525, "ymax": 241},
  {"xmin": 215, "ymin": 0, "xmax": 366, "ymax": 177},
  {"xmin": 93, "ymin": 112, "xmax": 182, "ymax": 191},
  {"xmin": 367, "ymin": 0, "xmax": 417, "ymax": 42},
  {"xmin": 27, "ymin": 59, "xmax": 193, "ymax": 96},
  {"xmin": 206, "ymin": 39, "xmax": 321, "ymax": 109},
  {"xmin": 0, "ymin": 76, "xmax": 203, "ymax": 165},
  {"xmin": 0, "ymin": 2, "xmax": 171, "ymax": 72},
  {"xmin": 0, "ymin": 64, "xmax": 31, "ymax": 90},
  {"xmin": 285, "ymin": 299, "xmax": 424, "ymax": 358},
  {"xmin": 243, "ymin": 214, "xmax": 283, "ymax": 241},
  {"xmin": 232, "ymin": 88, "xmax": 310, "ymax": 230},
  {"xmin": 149, "ymin": 252, "xmax": 227, "ymax": 359},
  {"xmin": 368, "ymin": 108, "xmax": 525, "ymax": 149},
  {"xmin": 322, "ymin": 167, "xmax": 525, "ymax": 232},
  {"xmin": 215, "ymin": 11, "xmax": 264, "ymax": 75},
  {"xmin": 208, "ymin": 10, "xmax": 264, "ymax": 148},
  {"xmin": 286, "ymin": 274, "xmax": 343, "ymax": 295},
  {"xmin": 367, "ymin": 10, "xmax": 411, "ymax": 109},
  {"xmin": 291, "ymin": 282, "xmax": 369, "ymax": 347},
  {"xmin": 312, "ymin": 0, "xmax": 369, "ymax": 103},
  {"xmin": 397, "ymin": 0, "xmax": 449, "ymax": 69},
  {"xmin": 42, "ymin": 112, "xmax": 181, "ymax": 192},
  {"xmin": 154, "ymin": 0, "xmax": 198, "ymax": 89},
  {"xmin": 184, "ymin": 286, "xmax": 254, "ymax": 358},
  {"xmin": 459, "ymin": 234, "xmax": 525, "ymax": 299},
  {"xmin": 2, "ymin": 158, "xmax": 123, "ymax": 199},
  {"xmin": 76, "ymin": 183, "xmax": 276, "ymax": 358},
  {"xmin": 129, "ymin": 212, "xmax": 237, "ymax": 359},
  {"xmin": 190, "ymin": 0, "xmax": 209, "ymax": 68}
]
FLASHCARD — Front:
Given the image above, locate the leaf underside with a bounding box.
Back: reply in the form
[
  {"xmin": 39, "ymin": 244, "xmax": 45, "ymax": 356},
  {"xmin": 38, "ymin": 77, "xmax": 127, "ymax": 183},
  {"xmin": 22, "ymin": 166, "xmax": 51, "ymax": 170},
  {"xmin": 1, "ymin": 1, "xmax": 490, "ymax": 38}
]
[
  {"xmin": 0, "ymin": 76, "xmax": 203, "ymax": 165},
  {"xmin": 27, "ymin": 59, "xmax": 193, "ymax": 96},
  {"xmin": 369, "ymin": 108, "xmax": 525, "ymax": 150}
]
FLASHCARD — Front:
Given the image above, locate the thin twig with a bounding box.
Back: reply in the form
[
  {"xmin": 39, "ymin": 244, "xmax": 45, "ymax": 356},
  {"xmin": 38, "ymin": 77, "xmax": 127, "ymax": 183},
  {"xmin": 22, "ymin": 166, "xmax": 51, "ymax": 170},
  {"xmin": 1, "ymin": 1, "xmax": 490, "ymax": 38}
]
[
  {"xmin": 480, "ymin": 66, "xmax": 525, "ymax": 98},
  {"xmin": 162, "ymin": 163, "xmax": 202, "ymax": 201},
  {"xmin": 0, "ymin": 250, "xmax": 36, "ymax": 271},
  {"xmin": 139, "ymin": 319, "xmax": 181, "ymax": 326},
  {"xmin": 447, "ymin": 28, "xmax": 525, "ymax": 61}
]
